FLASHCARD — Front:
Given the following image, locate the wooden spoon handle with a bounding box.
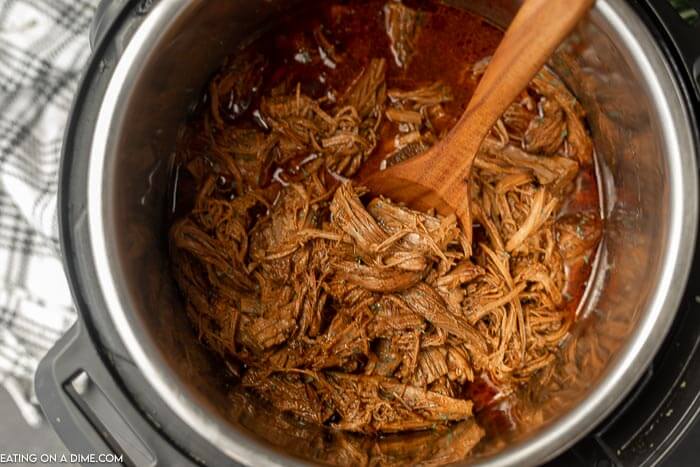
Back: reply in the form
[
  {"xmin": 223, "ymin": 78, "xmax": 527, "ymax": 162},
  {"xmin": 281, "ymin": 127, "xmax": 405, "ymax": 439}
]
[
  {"xmin": 449, "ymin": 0, "xmax": 595, "ymax": 168},
  {"xmin": 361, "ymin": 0, "xmax": 594, "ymax": 234}
]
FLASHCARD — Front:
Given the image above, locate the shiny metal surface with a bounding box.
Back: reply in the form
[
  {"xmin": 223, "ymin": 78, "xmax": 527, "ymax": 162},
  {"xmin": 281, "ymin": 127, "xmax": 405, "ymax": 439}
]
[{"xmin": 85, "ymin": 0, "xmax": 698, "ymax": 465}]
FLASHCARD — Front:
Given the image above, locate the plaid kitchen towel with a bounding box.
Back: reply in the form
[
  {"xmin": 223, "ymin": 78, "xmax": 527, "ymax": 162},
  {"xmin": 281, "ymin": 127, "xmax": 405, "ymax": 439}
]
[{"xmin": 0, "ymin": 0, "xmax": 97, "ymax": 426}]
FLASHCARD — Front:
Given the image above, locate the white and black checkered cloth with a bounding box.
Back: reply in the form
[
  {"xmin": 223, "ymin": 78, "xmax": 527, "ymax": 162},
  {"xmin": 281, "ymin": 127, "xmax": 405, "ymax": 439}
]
[{"xmin": 0, "ymin": 0, "xmax": 97, "ymax": 426}]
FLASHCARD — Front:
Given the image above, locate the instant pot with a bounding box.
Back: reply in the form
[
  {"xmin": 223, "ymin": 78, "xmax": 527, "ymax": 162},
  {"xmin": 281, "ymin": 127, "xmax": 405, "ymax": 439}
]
[{"xmin": 35, "ymin": 0, "xmax": 700, "ymax": 465}]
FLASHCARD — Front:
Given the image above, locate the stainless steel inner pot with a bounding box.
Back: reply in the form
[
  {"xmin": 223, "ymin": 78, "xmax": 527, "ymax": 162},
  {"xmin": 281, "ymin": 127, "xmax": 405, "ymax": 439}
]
[{"xmin": 85, "ymin": 0, "xmax": 698, "ymax": 465}]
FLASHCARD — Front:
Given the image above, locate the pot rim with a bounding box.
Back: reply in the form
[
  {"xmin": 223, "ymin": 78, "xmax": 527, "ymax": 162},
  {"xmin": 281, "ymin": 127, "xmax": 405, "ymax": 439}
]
[{"xmin": 85, "ymin": 0, "xmax": 699, "ymax": 465}]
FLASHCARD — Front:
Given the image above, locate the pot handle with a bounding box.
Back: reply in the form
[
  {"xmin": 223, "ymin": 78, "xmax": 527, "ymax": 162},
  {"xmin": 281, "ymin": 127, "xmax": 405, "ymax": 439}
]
[
  {"xmin": 645, "ymin": 0, "xmax": 700, "ymax": 102},
  {"xmin": 35, "ymin": 322, "xmax": 160, "ymax": 467}
]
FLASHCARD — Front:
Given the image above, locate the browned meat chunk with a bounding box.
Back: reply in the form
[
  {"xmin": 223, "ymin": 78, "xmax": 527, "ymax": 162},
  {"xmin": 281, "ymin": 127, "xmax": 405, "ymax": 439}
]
[
  {"xmin": 341, "ymin": 58, "xmax": 387, "ymax": 118},
  {"xmin": 242, "ymin": 369, "xmax": 332, "ymax": 425},
  {"xmin": 524, "ymin": 98, "xmax": 567, "ymax": 155},
  {"xmin": 400, "ymin": 283, "xmax": 487, "ymax": 354},
  {"xmin": 209, "ymin": 52, "xmax": 267, "ymax": 126},
  {"xmin": 321, "ymin": 373, "xmax": 474, "ymax": 433},
  {"xmin": 384, "ymin": 1, "xmax": 422, "ymax": 68},
  {"xmin": 556, "ymin": 211, "xmax": 603, "ymax": 261},
  {"xmin": 412, "ymin": 347, "xmax": 449, "ymax": 386},
  {"xmin": 333, "ymin": 260, "xmax": 423, "ymax": 292}
]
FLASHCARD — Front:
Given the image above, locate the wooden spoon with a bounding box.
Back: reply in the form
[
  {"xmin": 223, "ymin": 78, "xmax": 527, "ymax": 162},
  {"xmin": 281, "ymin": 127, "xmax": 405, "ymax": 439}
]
[{"xmin": 362, "ymin": 0, "xmax": 595, "ymax": 236}]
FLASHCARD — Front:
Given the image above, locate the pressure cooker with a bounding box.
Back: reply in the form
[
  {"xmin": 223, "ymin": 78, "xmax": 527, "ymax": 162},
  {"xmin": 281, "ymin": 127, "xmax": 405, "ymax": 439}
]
[{"xmin": 36, "ymin": 0, "xmax": 700, "ymax": 465}]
